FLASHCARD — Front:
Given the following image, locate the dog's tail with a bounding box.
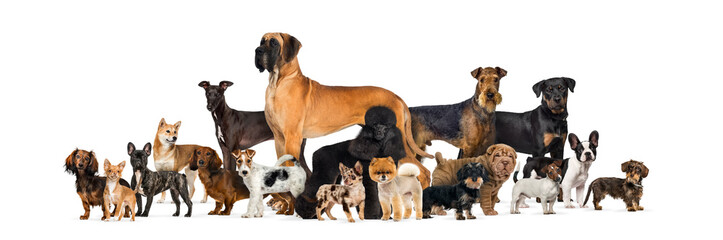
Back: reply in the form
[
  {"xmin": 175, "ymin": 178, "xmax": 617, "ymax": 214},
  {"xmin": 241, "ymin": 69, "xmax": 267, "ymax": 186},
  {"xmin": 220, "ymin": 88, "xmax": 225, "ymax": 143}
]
[
  {"xmin": 403, "ymin": 105, "xmax": 434, "ymax": 160},
  {"xmin": 434, "ymin": 152, "xmax": 447, "ymax": 166},
  {"xmin": 397, "ymin": 163, "xmax": 421, "ymax": 178},
  {"xmin": 513, "ymin": 161, "xmax": 521, "ymax": 183},
  {"xmin": 583, "ymin": 179, "xmax": 595, "ymax": 207},
  {"xmin": 275, "ymin": 154, "xmax": 297, "ymax": 167}
]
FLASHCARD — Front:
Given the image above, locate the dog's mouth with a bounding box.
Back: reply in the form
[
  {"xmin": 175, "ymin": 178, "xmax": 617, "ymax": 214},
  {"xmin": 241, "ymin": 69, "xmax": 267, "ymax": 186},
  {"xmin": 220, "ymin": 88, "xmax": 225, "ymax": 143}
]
[{"xmin": 165, "ymin": 138, "xmax": 177, "ymax": 143}]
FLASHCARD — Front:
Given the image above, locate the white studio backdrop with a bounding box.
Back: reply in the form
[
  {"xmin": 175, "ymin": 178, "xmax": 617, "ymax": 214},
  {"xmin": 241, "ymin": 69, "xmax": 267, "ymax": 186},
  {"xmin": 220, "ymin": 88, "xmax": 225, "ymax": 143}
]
[{"xmin": 1, "ymin": 0, "xmax": 720, "ymax": 239}]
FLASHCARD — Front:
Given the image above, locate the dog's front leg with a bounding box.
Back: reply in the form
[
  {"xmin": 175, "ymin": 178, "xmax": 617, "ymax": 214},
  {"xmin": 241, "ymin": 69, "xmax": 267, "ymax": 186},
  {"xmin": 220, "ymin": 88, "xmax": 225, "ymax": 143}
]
[
  {"xmin": 209, "ymin": 201, "xmax": 222, "ymax": 215},
  {"xmin": 540, "ymin": 197, "xmax": 549, "ymax": 214},
  {"xmin": 391, "ymin": 195, "xmax": 403, "ymax": 221},
  {"xmin": 576, "ymin": 185, "xmax": 587, "ymax": 208},
  {"xmin": 358, "ymin": 201, "xmax": 365, "ymax": 220},
  {"xmin": 78, "ymin": 193, "xmax": 91, "ymax": 220},
  {"xmin": 141, "ymin": 194, "xmax": 153, "ymax": 217},
  {"xmin": 562, "ymin": 185, "xmax": 575, "ymax": 208},
  {"xmin": 380, "ymin": 197, "xmax": 392, "ymax": 221},
  {"xmin": 548, "ymin": 199, "xmax": 556, "ymax": 214}
]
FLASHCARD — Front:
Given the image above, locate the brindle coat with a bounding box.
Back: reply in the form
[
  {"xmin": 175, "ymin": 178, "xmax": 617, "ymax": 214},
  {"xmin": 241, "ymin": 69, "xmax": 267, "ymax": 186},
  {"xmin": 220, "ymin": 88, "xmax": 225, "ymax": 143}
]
[{"xmin": 128, "ymin": 142, "xmax": 192, "ymax": 217}]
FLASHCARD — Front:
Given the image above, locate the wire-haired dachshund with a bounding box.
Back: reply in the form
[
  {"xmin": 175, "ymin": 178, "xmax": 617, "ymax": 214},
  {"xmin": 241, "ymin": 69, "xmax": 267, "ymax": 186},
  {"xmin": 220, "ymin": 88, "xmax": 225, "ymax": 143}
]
[
  {"xmin": 64, "ymin": 149, "xmax": 131, "ymax": 220},
  {"xmin": 584, "ymin": 160, "xmax": 648, "ymax": 211},
  {"xmin": 128, "ymin": 142, "xmax": 192, "ymax": 217}
]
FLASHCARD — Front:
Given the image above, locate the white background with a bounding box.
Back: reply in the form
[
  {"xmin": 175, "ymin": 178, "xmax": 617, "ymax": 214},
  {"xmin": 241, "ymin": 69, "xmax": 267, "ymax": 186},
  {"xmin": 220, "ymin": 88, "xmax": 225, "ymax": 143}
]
[{"xmin": 1, "ymin": 0, "xmax": 720, "ymax": 239}]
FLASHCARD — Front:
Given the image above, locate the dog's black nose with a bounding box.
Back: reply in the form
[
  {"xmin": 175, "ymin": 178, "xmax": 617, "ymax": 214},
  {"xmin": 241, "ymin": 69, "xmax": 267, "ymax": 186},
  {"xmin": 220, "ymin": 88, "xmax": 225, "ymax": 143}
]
[
  {"xmin": 207, "ymin": 105, "xmax": 213, "ymax": 111},
  {"xmin": 554, "ymin": 96, "xmax": 562, "ymax": 103},
  {"xmin": 199, "ymin": 160, "xmax": 205, "ymax": 165},
  {"xmin": 255, "ymin": 47, "xmax": 264, "ymax": 54},
  {"xmin": 172, "ymin": 136, "xmax": 177, "ymax": 141},
  {"xmin": 486, "ymin": 92, "xmax": 495, "ymax": 99},
  {"xmin": 242, "ymin": 170, "xmax": 248, "ymax": 175}
]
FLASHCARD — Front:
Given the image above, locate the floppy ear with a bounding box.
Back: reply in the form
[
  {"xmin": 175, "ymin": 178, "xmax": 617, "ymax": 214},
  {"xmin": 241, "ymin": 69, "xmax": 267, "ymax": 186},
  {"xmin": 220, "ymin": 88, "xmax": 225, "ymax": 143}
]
[
  {"xmin": 173, "ymin": 121, "xmax": 182, "ymax": 129},
  {"xmin": 88, "ymin": 151, "xmax": 99, "ymax": 173},
  {"xmin": 554, "ymin": 160, "xmax": 563, "ymax": 167},
  {"xmin": 282, "ymin": 34, "xmax": 302, "ymax": 63},
  {"xmin": 563, "ymin": 77, "xmax": 576, "ymax": 93},
  {"xmin": 143, "ymin": 142, "xmax": 152, "ymax": 156},
  {"xmin": 159, "ymin": 118, "xmax": 167, "ymax": 129},
  {"xmin": 246, "ymin": 149, "xmax": 256, "ymax": 159},
  {"xmin": 354, "ymin": 161, "xmax": 364, "ymax": 174},
  {"xmin": 589, "ymin": 130, "xmax": 599, "ymax": 148},
  {"xmin": 456, "ymin": 166, "xmax": 465, "ymax": 182},
  {"xmin": 495, "ymin": 66, "xmax": 507, "ymax": 78},
  {"xmin": 211, "ymin": 150, "xmax": 223, "ymax": 170},
  {"xmin": 219, "ymin": 81, "xmax": 234, "ymax": 90},
  {"xmin": 533, "ymin": 80, "xmax": 546, "ymax": 98},
  {"xmin": 568, "ymin": 133, "xmax": 580, "ymax": 150},
  {"xmin": 231, "ymin": 149, "xmax": 242, "ymax": 160},
  {"xmin": 198, "ymin": 81, "xmax": 210, "ymax": 89},
  {"xmin": 621, "ymin": 161, "xmax": 630, "ymax": 172},
  {"xmin": 486, "ymin": 144, "xmax": 498, "ymax": 155},
  {"xmin": 470, "ymin": 67, "xmax": 483, "ymax": 79},
  {"xmin": 189, "ymin": 149, "xmax": 199, "ymax": 171},
  {"xmin": 641, "ymin": 163, "xmax": 649, "ymax": 178},
  {"xmin": 127, "ymin": 142, "xmax": 136, "ymax": 156},
  {"xmin": 64, "ymin": 149, "xmax": 79, "ymax": 173}
]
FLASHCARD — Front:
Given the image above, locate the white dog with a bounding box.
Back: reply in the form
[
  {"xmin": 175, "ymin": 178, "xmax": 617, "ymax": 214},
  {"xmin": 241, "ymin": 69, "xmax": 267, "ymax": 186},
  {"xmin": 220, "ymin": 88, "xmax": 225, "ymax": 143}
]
[
  {"xmin": 233, "ymin": 149, "xmax": 306, "ymax": 218},
  {"xmin": 511, "ymin": 163, "xmax": 562, "ymax": 214},
  {"xmin": 560, "ymin": 130, "xmax": 598, "ymax": 208}
]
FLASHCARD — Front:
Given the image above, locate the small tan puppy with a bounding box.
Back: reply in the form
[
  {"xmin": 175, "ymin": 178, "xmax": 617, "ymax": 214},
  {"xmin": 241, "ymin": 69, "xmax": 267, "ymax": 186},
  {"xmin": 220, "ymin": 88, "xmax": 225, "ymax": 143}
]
[
  {"xmin": 103, "ymin": 159, "xmax": 138, "ymax": 221},
  {"xmin": 369, "ymin": 157, "xmax": 423, "ymax": 221}
]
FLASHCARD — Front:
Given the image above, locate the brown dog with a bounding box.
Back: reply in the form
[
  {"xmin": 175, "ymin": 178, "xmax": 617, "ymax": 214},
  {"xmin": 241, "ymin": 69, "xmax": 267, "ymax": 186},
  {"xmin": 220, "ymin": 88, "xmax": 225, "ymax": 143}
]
[
  {"xmin": 103, "ymin": 159, "xmax": 138, "ymax": 221},
  {"xmin": 410, "ymin": 66, "xmax": 507, "ymax": 159},
  {"xmin": 189, "ymin": 146, "xmax": 250, "ymax": 215},
  {"xmin": 153, "ymin": 118, "xmax": 207, "ymax": 203},
  {"xmin": 254, "ymin": 32, "xmax": 433, "ymax": 188},
  {"xmin": 584, "ymin": 160, "xmax": 648, "ymax": 211},
  {"xmin": 432, "ymin": 144, "xmax": 517, "ymax": 215}
]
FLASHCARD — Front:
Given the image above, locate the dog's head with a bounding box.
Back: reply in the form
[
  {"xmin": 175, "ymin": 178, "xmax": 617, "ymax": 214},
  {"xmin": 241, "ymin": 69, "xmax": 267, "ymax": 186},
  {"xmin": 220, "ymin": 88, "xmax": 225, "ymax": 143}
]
[
  {"xmin": 232, "ymin": 149, "xmax": 257, "ymax": 178},
  {"xmin": 349, "ymin": 106, "xmax": 406, "ymax": 161},
  {"xmin": 190, "ymin": 146, "xmax": 223, "ymax": 171},
  {"xmin": 156, "ymin": 118, "xmax": 181, "ymax": 146},
  {"xmin": 568, "ymin": 130, "xmax": 599, "ymax": 162},
  {"xmin": 340, "ymin": 161, "xmax": 364, "ymax": 186},
  {"xmin": 485, "ymin": 144, "xmax": 517, "ymax": 179},
  {"xmin": 64, "ymin": 148, "xmax": 99, "ymax": 176},
  {"xmin": 541, "ymin": 160, "xmax": 563, "ymax": 183},
  {"xmin": 369, "ymin": 157, "xmax": 397, "ymax": 184},
  {"xmin": 622, "ymin": 160, "xmax": 648, "ymax": 185},
  {"xmin": 127, "ymin": 142, "xmax": 151, "ymax": 172},
  {"xmin": 533, "ymin": 77, "xmax": 576, "ymax": 115},
  {"xmin": 198, "ymin": 81, "xmax": 233, "ymax": 112},
  {"xmin": 103, "ymin": 159, "xmax": 125, "ymax": 182},
  {"xmin": 255, "ymin": 32, "xmax": 302, "ymax": 73},
  {"xmin": 470, "ymin": 66, "xmax": 506, "ymax": 112},
  {"xmin": 456, "ymin": 162, "xmax": 487, "ymax": 189}
]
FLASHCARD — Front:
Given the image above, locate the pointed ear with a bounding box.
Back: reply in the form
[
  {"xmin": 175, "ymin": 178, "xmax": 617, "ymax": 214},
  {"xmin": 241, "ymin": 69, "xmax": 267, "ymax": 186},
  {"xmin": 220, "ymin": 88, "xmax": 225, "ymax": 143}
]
[
  {"xmin": 563, "ymin": 77, "xmax": 576, "ymax": 93},
  {"xmin": 104, "ymin": 159, "xmax": 111, "ymax": 170},
  {"xmin": 246, "ymin": 149, "xmax": 256, "ymax": 159},
  {"xmin": 355, "ymin": 161, "xmax": 363, "ymax": 174},
  {"xmin": 173, "ymin": 121, "xmax": 182, "ymax": 129},
  {"xmin": 159, "ymin": 118, "xmax": 167, "ymax": 128},
  {"xmin": 89, "ymin": 151, "xmax": 99, "ymax": 173},
  {"xmin": 143, "ymin": 143, "xmax": 152, "ymax": 156},
  {"xmin": 568, "ymin": 133, "xmax": 580, "ymax": 150},
  {"xmin": 339, "ymin": 163, "xmax": 345, "ymax": 172},
  {"xmin": 470, "ymin": 67, "xmax": 483, "ymax": 79},
  {"xmin": 127, "ymin": 142, "xmax": 136, "ymax": 156},
  {"xmin": 495, "ymin": 66, "xmax": 507, "ymax": 78},
  {"xmin": 282, "ymin": 33, "xmax": 302, "ymax": 63},
  {"xmin": 533, "ymin": 80, "xmax": 546, "ymax": 98},
  {"xmin": 198, "ymin": 81, "xmax": 210, "ymax": 89},
  {"xmin": 118, "ymin": 161, "xmax": 126, "ymax": 171},
  {"xmin": 589, "ymin": 130, "xmax": 599, "ymax": 148},
  {"xmin": 219, "ymin": 81, "xmax": 234, "ymax": 90},
  {"xmin": 64, "ymin": 149, "xmax": 78, "ymax": 173}
]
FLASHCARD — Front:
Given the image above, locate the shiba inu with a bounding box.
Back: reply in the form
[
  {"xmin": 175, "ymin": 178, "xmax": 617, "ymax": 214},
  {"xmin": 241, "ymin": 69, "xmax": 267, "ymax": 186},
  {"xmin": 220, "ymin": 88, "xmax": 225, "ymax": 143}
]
[{"xmin": 153, "ymin": 118, "xmax": 207, "ymax": 203}]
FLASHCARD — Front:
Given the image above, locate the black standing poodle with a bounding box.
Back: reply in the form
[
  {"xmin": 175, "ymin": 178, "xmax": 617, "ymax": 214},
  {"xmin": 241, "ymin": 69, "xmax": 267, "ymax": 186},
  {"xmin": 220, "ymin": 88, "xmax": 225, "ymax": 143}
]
[{"xmin": 295, "ymin": 106, "xmax": 406, "ymax": 219}]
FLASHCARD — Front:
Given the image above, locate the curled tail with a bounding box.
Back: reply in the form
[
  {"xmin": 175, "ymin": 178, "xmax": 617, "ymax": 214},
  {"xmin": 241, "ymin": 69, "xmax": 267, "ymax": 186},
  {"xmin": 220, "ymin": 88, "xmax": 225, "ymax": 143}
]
[
  {"xmin": 434, "ymin": 152, "xmax": 447, "ymax": 166},
  {"xmin": 513, "ymin": 161, "xmax": 521, "ymax": 183},
  {"xmin": 397, "ymin": 163, "xmax": 421, "ymax": 178},
  {"xmin": 275, "ymin": 154, "xmax": 297, "ymax": 167},
  {"xmin": 583, "ymin": 180, "xmax": 595, "ymax": 207}
]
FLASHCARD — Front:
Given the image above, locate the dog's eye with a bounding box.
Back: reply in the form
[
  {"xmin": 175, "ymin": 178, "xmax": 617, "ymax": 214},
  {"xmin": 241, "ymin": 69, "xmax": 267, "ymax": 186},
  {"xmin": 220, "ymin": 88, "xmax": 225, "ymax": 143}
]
[
  {"xmin": 166, "ymin": 130, "xmax": 170, "ymax": 133},
  {"xmin": 236, "ymin": 160, "xmax": 241, "ymax": 164},
  {"xmin": 196, "ymin": 151, "xmax": 200, "ymax": 155},
  {"xmin": 174, "ymin": 131, "xmax": 177, "ymax": 134},
  {"xmin": 260, "ymin": 39, "xmax": 265, "ymax": 45},
  {"xmin": 206, "ymin": 152, "xmax": 210, "ymax": 156},
  {"xmin": 558, "ymin": 85, "xmax": 563, "ymax": 90},
  {"xmin": 270, "ymin": 39, "xmax": 278, "ymax": 46},
  {"xmin": 247, "ymin": 160, "xmax": 251, "ymax": 163}
]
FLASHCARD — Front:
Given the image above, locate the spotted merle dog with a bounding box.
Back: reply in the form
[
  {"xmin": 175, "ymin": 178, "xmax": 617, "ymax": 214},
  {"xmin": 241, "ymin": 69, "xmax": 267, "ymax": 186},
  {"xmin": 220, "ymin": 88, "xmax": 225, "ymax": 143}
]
[{"xmin": 128, "ymin": 142, "xmax": 192, "ymax": 217}]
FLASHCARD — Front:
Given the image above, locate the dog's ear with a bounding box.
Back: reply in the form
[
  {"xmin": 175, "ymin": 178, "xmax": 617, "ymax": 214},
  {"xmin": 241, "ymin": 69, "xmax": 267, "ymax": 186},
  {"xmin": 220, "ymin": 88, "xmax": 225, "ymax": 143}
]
[
  {"xmin": 553, "ymin": 160, "xmax": 563, "ymax": 167},
  {"xmin": 231, "ymin": 149, "xmax": 242, "ymax": 160},
  {"xmin": 104, "ymin": 159, "xmax": 111, "ymax": 171},
  {"xmin": 220, "ymin": 81, "xmax": 234, "ymax": 90},
  {"xmin": 621, "ymin": 161, "xmax": 630, "ymax": 173},
  {"xmin": 533, "ymin": 80, "xmax": 546, "ymax": 98},
  {"xmin": 211, "ymin": 150, "xmax": 223, "ymax": 170},
  {"xmin": 486, "ymin": 144, "xmax": 498, "ymax": 156},
  {"xmin": 588, "ymin": 130, "xmax": 599, "ymax": 148},
  {"xmin": 456, "ymin": 165, "xmax": 465, "ymax": 182},
  {"xmin": 282, "ymin": 33, "xmax": 302, "ymax": 63},
  {"xmin": 64, "ymin": 149, "xmax": 79, "ymax": 173},
  {"xmin": 246, "ymin": 149, "xmax": 256, "ymax": 159},
  {"xmin": 354, "ymin": 161, "xmax": 364, "ymax": 175},
  {"xmin": 88, "ymin": 151, "xmax": 99, "ymax": 173},
  {"xmin": 338, "ymin": 163, "xmax": 346, "ymax": 173},
  {"xmin": 641, "ymin": 162, "xmax": 649, "ymax": 178},
  {"xmin": 470, "ymin": 67, "xmax": 483, "ymax": 79},
  {"xmin": 158, "ymin": 118, "xmax": 167, "ymax": 129},
  {"xmin": 173, "ymin": 121, "xmax": 182, "ymax": 129},
  {"xmin": 495, "ymin": 66, "xmax": 507, "ymax": 78},
  {"xmin": 127, "ymin": 142, "xmax": 136, "ymax": 156},
  {"xmin": 563, "ymin": 77, "xmax": 576, "ymax": 93},
  {"xmin": 143, "ymin": 142, "xmax": 152, "ymax": 156},
  {"xmin": 118, "ymin": 161, "xmax": 126, "ymax": 171},
  {"xmin": 189, "ymin": 149, "xmax": 199, "ymax": 171},
  {"xmin": 198, "ymin": 81, "xmax": 210, "ymax": 89},
  {"xmin": 568, "ymin": 133, "xmax": 580, "ymax": 150}
]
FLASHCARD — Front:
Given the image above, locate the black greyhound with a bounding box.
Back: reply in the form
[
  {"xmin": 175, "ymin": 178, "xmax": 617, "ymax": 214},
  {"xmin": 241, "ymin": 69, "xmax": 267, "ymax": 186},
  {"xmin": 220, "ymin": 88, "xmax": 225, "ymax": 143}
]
[
  {"xmin": 198, "ymin": 81, "xmax": 307, "ymax": 174},
  {"xmin": 128, "ymin": 142, "xmax": 192, "ymax": 217}
]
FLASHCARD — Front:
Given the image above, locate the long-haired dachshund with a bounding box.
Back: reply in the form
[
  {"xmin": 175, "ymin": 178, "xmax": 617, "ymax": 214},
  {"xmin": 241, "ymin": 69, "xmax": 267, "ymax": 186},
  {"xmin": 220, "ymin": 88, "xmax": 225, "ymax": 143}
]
[
  {"xmin": 64, "ymin": 148, "xmax": 130, "ymax": 220},
  {"xmin": 189, "ymin": 146, "xmax": 250, "ymax": 215}
]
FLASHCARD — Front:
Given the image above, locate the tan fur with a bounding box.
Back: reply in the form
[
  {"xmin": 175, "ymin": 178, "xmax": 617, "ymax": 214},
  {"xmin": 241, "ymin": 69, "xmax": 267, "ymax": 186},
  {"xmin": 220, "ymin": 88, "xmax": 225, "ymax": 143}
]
[
  {"xmin": 103, "ymin": 159, "xmax": 137, "ymax": 221},
  {"xmin": 432, "ymin": 144, "xmax": 517, "ymax": 216},
  {"xmin": 259, "ymin": 32, "xmax": 431, "ymax": 188},
  {"xmin": 368, "ymin": 157, "xmax": 423, "ymax": 221},
  {"xmin": 153, "ymin": 118, "xmax": 207, "ymax": 202}
]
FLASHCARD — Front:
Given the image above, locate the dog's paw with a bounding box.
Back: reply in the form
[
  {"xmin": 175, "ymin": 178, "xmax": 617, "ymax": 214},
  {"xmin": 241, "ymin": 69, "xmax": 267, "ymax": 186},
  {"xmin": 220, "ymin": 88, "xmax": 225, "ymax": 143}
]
[
  {"xmin": 172, "ymin": 212, "xmax": 180, "ymax": 217},
  {"xmin": 208, "ymin": 211, "xmax": 218, "ymax": 215},
  {"xmin": 184, "ymin": 213, "xmax": 192, "ymax": 217},
  {"xmin": 240, "ymin": 213, "xmax": 252, "ymax": 218},
  {"xmin": 455, "ymin": 215, "xmax": 466, "ymax": 220},
  {"xmin": 636, "ymin": 206, "xmax": 644, "ymax": 211},
  {"xmin": 80, "ymin": 215, "xmax": 90, "ymax": 220},
  {"xmin": 511, "ymin": 210, "xmax": 520, "ymax": 214},
  {"xmin": 156, "ymin": 199, "xmax": 165, "ymax": 203},
  {"xmin": 520, "ymin": 203, "xmax": 530, "ymax": 208},
  {"xmin": 348, "ymin": 218, "xmax": 355, "ymax": 223},
  {"xmin": 328, "ymin": 216, "xmax": 337, "ymax": 220},
  {"xmin": 200, "ymin": 199, "xmax": 207, "ymax": 203},
  {"xmin": 565, "ymin": 204, "xmax": 576, "ymax": 208},
  {"xmin": 467, "ymin": 215, "xmax": 477, "ymax": 220}
]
